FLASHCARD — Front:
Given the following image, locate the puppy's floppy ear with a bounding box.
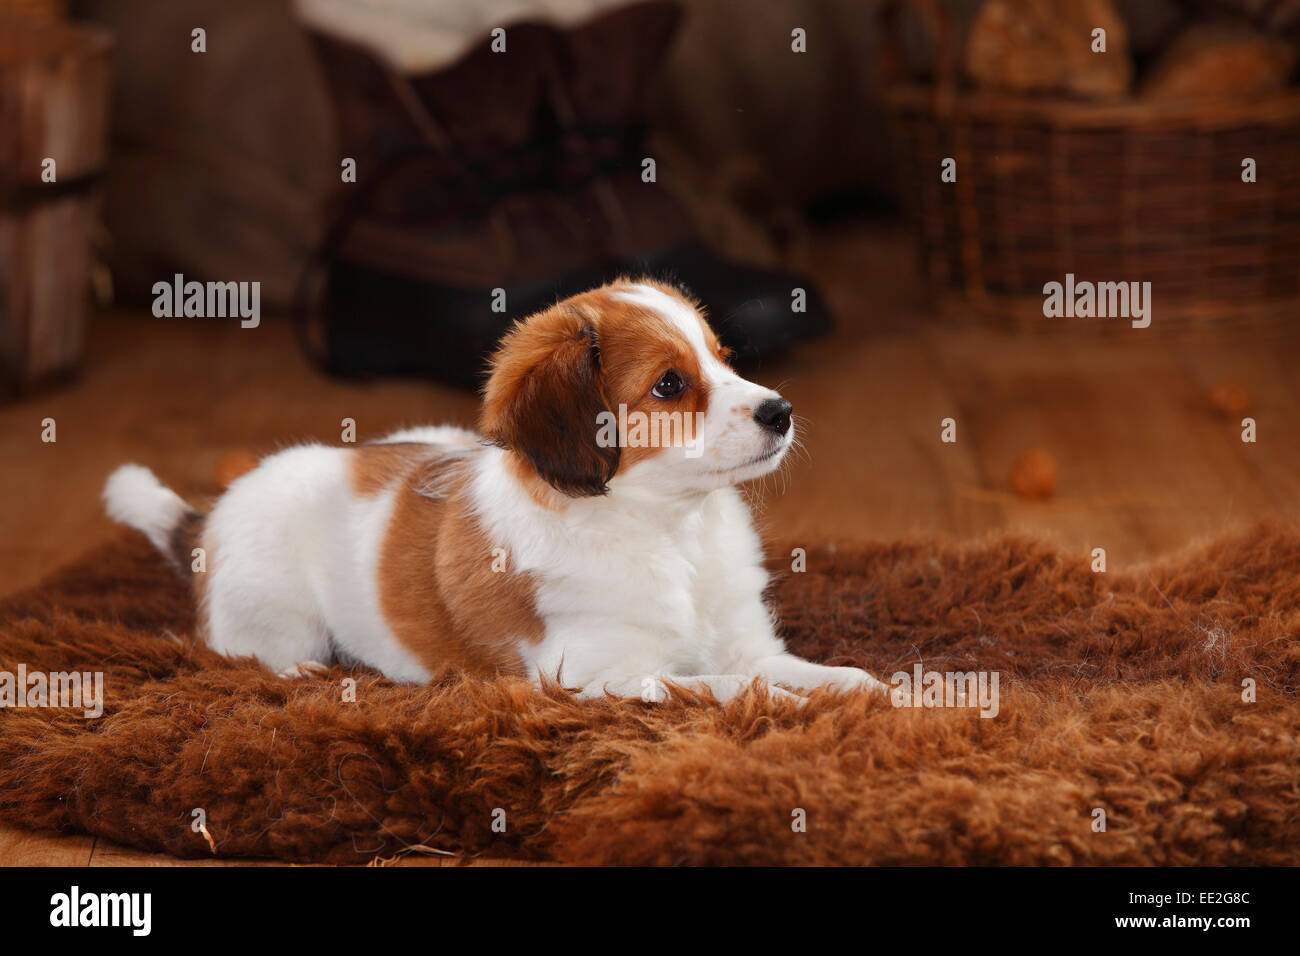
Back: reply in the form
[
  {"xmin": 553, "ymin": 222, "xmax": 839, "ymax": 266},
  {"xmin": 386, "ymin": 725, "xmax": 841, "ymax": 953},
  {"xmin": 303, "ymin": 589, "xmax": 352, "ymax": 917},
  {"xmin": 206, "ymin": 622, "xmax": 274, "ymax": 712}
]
[{"xmin": 481, "ymin": 310, "xmax": 619, "ymax": 497}]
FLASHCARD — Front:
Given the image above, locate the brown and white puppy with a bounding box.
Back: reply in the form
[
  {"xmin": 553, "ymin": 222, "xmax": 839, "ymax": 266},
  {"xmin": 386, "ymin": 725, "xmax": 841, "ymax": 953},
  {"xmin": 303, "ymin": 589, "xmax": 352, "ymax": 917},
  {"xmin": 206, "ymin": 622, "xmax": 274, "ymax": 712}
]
[{"xmin": 104, "ymin": 280, "xmax": 884, "ymax": 701}]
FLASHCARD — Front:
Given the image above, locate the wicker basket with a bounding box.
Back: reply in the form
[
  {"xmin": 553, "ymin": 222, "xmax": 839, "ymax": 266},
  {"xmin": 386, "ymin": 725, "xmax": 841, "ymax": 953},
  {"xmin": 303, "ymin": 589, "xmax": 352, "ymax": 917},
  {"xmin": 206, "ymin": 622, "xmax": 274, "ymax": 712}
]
[{"xmin": 882, "ymin": 3, "xmax": 1300, "ymax": 329}]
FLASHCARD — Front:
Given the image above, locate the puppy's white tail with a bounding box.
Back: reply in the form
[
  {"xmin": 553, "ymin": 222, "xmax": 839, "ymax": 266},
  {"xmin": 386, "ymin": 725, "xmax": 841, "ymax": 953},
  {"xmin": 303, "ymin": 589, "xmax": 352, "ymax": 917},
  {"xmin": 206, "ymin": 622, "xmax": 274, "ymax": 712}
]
[{"xmin": 103, "ymin": 465, "xmax": 201, "ymax": 568}]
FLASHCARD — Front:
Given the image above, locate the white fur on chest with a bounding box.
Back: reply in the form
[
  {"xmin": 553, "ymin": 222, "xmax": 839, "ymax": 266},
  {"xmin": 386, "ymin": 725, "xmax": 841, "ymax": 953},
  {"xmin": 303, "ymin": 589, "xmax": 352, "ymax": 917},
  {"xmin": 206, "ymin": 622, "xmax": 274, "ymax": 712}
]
[{"xmin": 468, "ymin": 447, "xmax": 769, "ymax": 687}]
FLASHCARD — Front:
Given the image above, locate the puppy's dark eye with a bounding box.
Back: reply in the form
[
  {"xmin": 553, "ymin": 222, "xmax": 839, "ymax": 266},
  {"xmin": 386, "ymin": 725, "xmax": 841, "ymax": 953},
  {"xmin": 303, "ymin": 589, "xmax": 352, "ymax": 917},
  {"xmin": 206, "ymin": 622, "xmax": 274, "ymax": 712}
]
[{"xmin": 651, "ymin": 370, "xmax": 686, "ymax": 399}]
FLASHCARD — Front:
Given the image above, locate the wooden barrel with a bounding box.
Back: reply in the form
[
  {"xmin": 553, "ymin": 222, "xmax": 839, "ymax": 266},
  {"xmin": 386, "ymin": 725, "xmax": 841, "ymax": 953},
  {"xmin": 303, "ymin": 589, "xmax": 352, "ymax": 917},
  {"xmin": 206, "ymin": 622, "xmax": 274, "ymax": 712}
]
[{"xmin": 0, "ymin": 18, "xmax": 113, "ymax": 395}]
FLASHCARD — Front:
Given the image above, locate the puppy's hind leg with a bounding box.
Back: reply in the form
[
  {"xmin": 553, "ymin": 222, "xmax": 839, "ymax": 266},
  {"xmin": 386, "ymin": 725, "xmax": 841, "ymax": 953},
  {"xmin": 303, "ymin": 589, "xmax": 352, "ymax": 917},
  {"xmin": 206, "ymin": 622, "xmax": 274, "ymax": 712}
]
[
  {"xmin": 578, "ymin": 673, "xmax": 805, "ymax": 705},
  {"xmin": 204, "ymin": 585, "xmax": 333, "ymax": 678}
]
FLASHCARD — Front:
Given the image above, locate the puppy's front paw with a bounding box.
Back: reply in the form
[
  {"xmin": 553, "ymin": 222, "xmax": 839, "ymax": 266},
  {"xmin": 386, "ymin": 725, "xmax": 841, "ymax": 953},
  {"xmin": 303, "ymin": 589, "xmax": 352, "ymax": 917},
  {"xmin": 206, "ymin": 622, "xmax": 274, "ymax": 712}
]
[
  {"xmin": 277, "ymin": 660, "xmax": 330, "ymax": 679},
  {"xmin": 817, "ymin": 666, "xmax": 889, "ymax": 695},
  {"xmin": 765, "ymin": 683, "xmax": 808, "ymax": 705},
  {"xmin": 754, "ymin": 654, "xmax": 889, "ymax": 696}
]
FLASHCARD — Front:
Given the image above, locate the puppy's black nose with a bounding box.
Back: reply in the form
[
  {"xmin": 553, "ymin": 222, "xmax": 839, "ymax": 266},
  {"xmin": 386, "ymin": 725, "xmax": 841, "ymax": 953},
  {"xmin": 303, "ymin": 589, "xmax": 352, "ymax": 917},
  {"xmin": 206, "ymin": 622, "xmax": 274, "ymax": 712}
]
[{"xmin": 754, "ymin": 397, "xmax": 793, "ymax": 436}]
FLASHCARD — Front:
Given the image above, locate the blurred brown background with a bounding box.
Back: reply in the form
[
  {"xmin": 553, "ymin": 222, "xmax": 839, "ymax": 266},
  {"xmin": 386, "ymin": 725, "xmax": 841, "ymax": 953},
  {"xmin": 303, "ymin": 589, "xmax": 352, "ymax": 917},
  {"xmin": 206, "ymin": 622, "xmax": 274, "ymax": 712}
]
[{"xmin": 47, "ymin": 0, "xmax": 1238, "ymax": 305}]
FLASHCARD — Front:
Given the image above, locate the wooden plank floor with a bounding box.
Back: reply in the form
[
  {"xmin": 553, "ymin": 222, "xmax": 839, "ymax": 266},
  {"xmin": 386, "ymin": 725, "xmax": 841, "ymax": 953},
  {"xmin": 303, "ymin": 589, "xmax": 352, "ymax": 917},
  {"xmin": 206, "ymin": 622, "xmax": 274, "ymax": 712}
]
[{"xmin": 3, "ymin": 221, "xmax": 1297, "ymax": 865}]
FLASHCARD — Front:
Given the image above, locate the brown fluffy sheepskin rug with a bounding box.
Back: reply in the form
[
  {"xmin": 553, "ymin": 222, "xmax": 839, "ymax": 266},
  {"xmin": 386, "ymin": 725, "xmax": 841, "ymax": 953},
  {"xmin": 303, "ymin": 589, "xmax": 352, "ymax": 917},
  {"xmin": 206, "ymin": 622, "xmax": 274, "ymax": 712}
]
[{"xmin": 1, "ymin": 523, "xmax": 1298, "ymax": 865}]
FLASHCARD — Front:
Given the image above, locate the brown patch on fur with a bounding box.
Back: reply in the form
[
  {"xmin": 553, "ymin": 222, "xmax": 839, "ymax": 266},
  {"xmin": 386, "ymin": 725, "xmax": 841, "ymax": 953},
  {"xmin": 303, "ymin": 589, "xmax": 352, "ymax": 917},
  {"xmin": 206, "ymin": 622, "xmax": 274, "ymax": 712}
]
[
  {"xmin": 632, "ymin": 277, "xmax": 730, "ymax": 364},
  {"xmin": 2, "ymin": 522, "xmax": 1299, "ymax": 864},
  {"xmin": 593, "ymin": 286, "xmax": 711, "ymax": 472},
  {"xmin": 480, "ymin": 307, "xmax": 618, "ymax": 497},
  {"xmin": 376, "ymin": 456, "xmax": 543, "ymax": 678},
  {"xmin": 349, "ymin": 442, "xmax": 434, "ymax": 497}
]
